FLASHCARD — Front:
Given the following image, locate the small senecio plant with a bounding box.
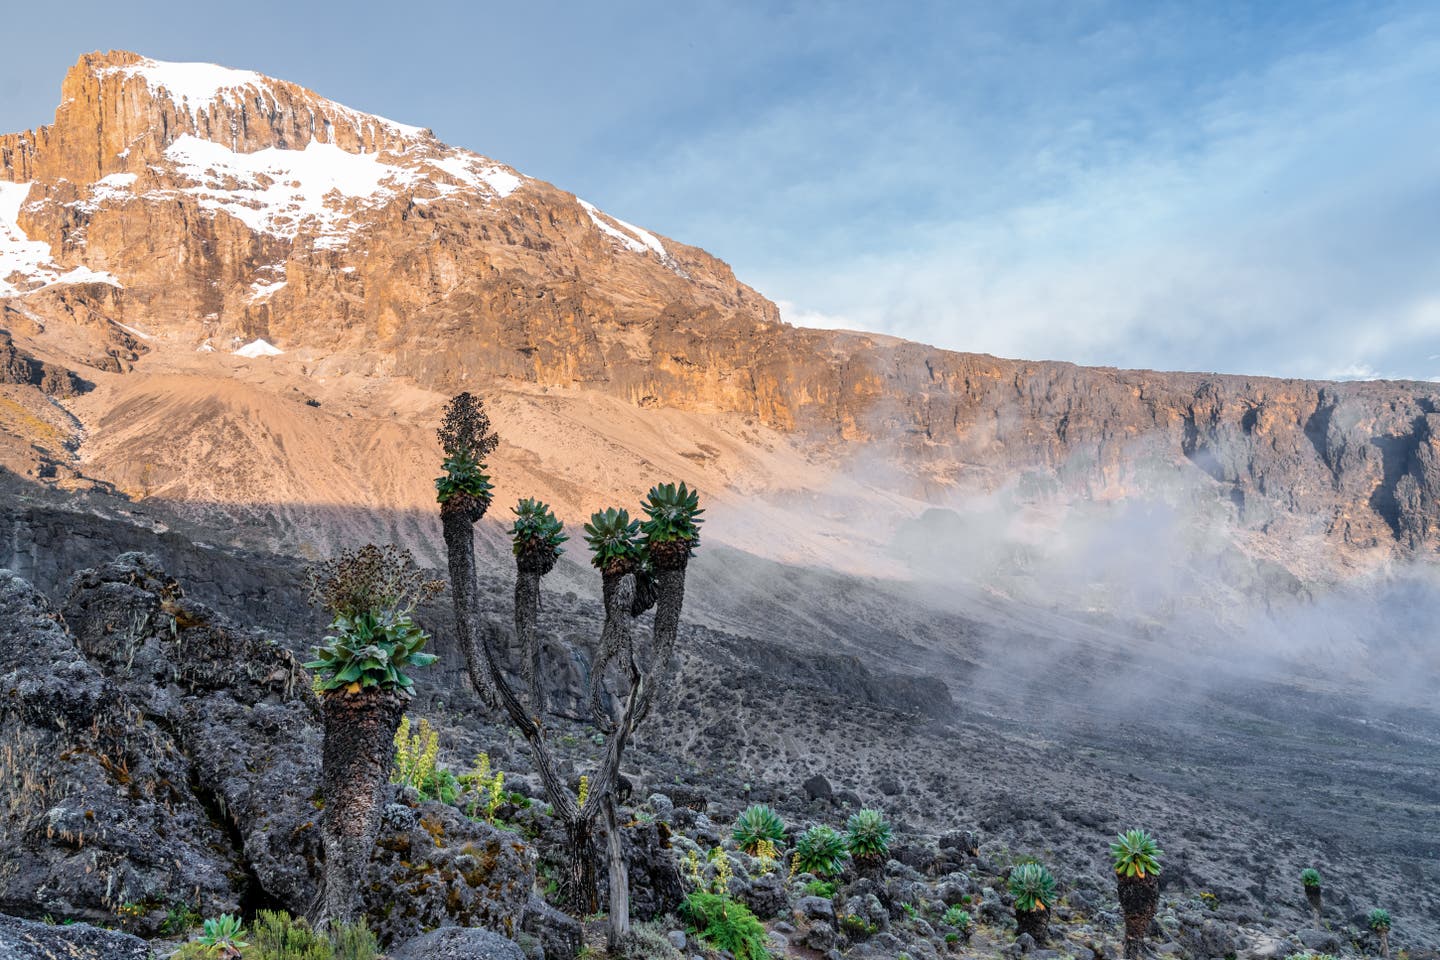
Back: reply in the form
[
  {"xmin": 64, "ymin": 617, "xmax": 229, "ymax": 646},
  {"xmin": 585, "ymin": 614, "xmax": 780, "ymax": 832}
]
[
  {"xmin": 1010, "ymin": 862, "xmax": 1058, "ymax": 943},
  {"xmin": 732, "ymin": 804, "xmax": 786, "ymax": 856},
  {"xmin": 1112, "ymin": 830, "xmax": 1163, "ymax": 959},
  {"xmin": 1301, "ymin": 868, "xmax": 1324, "ymax": 922},
  {"xmin": 845, "ymin": 808, "xmax": 894, "ymax": 864},
  {"xmin": 1010, "ymin": 862, "xmax": 1058, "ymax": 912},
  {"xmin": 793, "ymin": 825, "xmax": 850, "ymax": 878},
  {"xmin": 639, "ymin": 481, "xmax": 704, "ymax": 567},
  {"xmin": 584, "ymin": 507, "xmax": 644, "ymax": 573},
  {"xmin": 197, "ymin": 914, "xmax": 248, "ymax": 956},
  {"xmin": 1111, "ymin": 828, "xmax": 1164, "ymax": 878},
  {"xmin": 511, "ymin": 498, "xmax": 567, "ymax": 572},
  {"xmin": 1369, "ymin": 909, "xmax": 1393, "ymax": 959}
]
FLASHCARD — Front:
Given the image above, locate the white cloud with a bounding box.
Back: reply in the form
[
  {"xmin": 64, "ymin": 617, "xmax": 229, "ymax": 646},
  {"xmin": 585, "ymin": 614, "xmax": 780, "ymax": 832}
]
[{"xmin": 774, "ymin": 299, "xmax": 853, "ymax": 331}]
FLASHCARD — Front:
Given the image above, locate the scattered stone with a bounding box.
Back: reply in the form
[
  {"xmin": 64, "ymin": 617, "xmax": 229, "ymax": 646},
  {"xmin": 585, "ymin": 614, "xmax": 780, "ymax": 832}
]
[{"xmin": 388, "ymin": 927, "xmax": 527, "ymax": 960}]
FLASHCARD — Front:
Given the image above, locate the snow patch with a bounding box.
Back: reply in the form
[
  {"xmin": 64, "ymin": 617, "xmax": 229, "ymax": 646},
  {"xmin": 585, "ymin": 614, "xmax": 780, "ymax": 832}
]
[
  {"xmin": 102, "ymin": 56, "xmax": 426, "ymax": 139},
  {"xmin": 0, "ymin": 181, "xmax": 123, "ymax": 294},
  {"xmin": 248, "ymin": 279, "xmax": 287, "ymax": 302},
  {"xmin": 114, "ymin": 321, "xmax": 152, "ymax": 340},
  {"xmin": 578, "ymin": 199, "xmax": 671, "ymax": 263},
  {"xmin": 424, "ymin": 154, "xmax": 524, "ymax": 200},
  {"xmin": 163, "ymin": 135, "xmax": 412, "ymax": 244},
  {"xmin": 235, "ymin": 338, "xmax": 283, "ymax": 357}
]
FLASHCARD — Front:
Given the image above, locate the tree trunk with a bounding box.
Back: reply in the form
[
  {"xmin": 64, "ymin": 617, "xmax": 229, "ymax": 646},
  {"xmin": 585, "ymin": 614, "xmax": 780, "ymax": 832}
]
[
  {"xmin": 1379, "ymin": 928, "xmax": 1390, "ymax": 959},
  {"xmin": 441, "ymin": 498, "xmax": 492, "ymax": 705},
  {"xmin": 515, "ymin": 566, "xmax": 545, "ymax": 719},
  {"xmin": 1118, "ymin": 873, "xmax": 1160, "ymax": 960},
  {"xmin": 565, "ymin": 817, "xmax": 599, "ymax": 915},
  {"xmin": 320, "ymin": 688, "xmax": 407, "ymax": 924},
  {"xmin": 604, "ymin": 796, "xmax": 631, "ymax": 949},
  {"xmin": 1305, "ymin": 886, "xmax": 1323, "ymax": 926},
  {"xmin": 1015, "ymin": 906, "xmax": 1048, "ymax": 944}
]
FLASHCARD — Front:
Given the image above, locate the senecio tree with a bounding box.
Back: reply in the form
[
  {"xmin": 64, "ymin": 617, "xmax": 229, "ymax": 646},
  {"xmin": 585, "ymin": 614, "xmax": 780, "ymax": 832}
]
[
  {"xmin": 1112, "ymin": 829, "xmax": 1164, "ymax": 960},
  {"xmin": 303, "ymin": 544, "xmax": 444, "ymax": 923},
  {"xmin": 435, "ymin": 392, "xmax": 500, "ymax": 705},
  {"xmin": 433, "ymin": 393, "xmax": 703, "ymax": 949}
]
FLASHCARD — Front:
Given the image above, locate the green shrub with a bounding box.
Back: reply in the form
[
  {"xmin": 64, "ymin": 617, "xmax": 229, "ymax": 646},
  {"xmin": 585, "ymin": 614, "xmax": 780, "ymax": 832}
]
[
  {"xmin": 681, "ymin": 891, "xmax": 769, "ymax": 960},
  {"xmin": 243, "ymin": 910, "xmax": 380, "ymax": 960},
  {"xmin": 838, "ymin": 913, "xmax": 878, "ymax": 935},
  {"xmin": 732, "ymin": 805, "xmax": 786, "ymax": 855},
  {"xmin": 171, "ymin": 946, "xmax": 217, "ymax": 960},
  {"xmin": 250, "ymin": 910, "xmax": 330, "ymax": 959},
  {"xmin": 1300, "ymin": 868, "xmax": 1323, "ymax": 889},
  {"xmin": 793, "ymin": 825, "xmax": 849, "ymax": 877},
  {"xmin": 844, "ymin": 808, "xmax": 892, "ymax": 862},
  {"xmin": 1008, "ymin": 863, "xmax": 1058, "ymax": 913},
  {"xmin": 615, "ymin": 919, "xmax": 685, "ymax": 960},
  {"xmin": 803, "ymin": 879, "xmax": 837, "ymax": 899},
  {"xmin": 329, "ymin": 918, "xmax": 381, "ymax": 960},
  {"xmin": 1368, "ymin": 909, "xmax": 1392, "ymax": 932},
  {"xmin": 160, "ymin": 902, "xmax": 201, "ymax": 936},
  {"xmin": 1110, "ymin": 829, "xmax": 1163, "ymax": 878},
  {"xmin": 942, "ymin": 906, "xmax": 973, "ymax": 931}
]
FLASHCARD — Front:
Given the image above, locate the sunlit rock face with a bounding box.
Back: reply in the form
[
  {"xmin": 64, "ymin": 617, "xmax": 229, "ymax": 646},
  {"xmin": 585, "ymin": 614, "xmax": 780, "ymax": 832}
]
[{"xmin": 1, "ymin": 50, "xmax": 1438, "ymax": 586}]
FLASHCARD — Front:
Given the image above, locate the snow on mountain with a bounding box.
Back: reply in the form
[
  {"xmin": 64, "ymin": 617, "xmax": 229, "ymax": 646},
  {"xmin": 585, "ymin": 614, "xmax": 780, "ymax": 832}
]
[
  {"xmin": 234, "ymin": 338, "xmax": 283, "ymax": 357},
  {"xmin": 0, "ymin": 52, "xmax": 682, "ymax": 296},
  {"xmin": 0, "ymin": 181, "xmax": 122, "ymax": 295},
  {"xmin": 99, "ymin": 56, "xmax": 425, "ymax": 138}
]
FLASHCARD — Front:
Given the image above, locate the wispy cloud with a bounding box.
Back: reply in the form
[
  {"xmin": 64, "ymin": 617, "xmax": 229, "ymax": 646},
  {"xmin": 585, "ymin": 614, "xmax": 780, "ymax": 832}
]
[{"xmin": 601, "ymin": 2, "xmax": 1440, "ymax": 381}]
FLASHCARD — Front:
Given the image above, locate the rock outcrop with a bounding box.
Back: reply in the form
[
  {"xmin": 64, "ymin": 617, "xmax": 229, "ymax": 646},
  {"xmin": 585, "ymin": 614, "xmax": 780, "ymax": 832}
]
[
  {"xmin": 0, "ymin": 568, "xmax": 243, "ymax": 930},
  {"xmin": 1, "ymin": 553, "xmax": 535, "ymax": 943}
]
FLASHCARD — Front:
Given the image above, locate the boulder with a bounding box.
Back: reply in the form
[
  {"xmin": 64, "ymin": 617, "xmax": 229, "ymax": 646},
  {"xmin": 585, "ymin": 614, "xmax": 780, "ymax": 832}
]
[
  {"xmin": 736, "ymin": 871, "xmax": 790, "ymax": 920},
  {"xmin": 522, "ymin": 894, "xmax": 583, "ymax": 960},
  {"xmin": 0, "ymin": 913, "xmax": 154, "ymax": 959},
  {"xmin": 1296, "ymin": 928, "xmax": 1343, "ymax": 954},
  {"xmin": 367, "ymin": 800, "xmax": 536, "ymax": 945},
  {"xmin": 803, "ymin": 774, "xmax": 833, "ymax": 802},
  {"xmin": 623, "ymin": 819, "xmax": 686, "ymax": 921},
  {"xmin": 61, "ymin": 552, "xmax": 323, "ymax": 912}
]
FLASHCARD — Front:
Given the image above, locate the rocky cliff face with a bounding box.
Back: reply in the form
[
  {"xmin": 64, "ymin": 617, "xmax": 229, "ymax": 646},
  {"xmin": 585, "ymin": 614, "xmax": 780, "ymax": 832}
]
[{"xmin": 1, "ymin": 51, "xmax": 1437, "ymax": 580}]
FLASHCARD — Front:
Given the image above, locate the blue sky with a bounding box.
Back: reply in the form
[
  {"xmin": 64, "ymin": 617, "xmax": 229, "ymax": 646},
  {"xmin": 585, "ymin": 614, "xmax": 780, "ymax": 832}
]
[{"xmin": 3, "ymin": 1, "xmax": 1439, "ymax": 380}]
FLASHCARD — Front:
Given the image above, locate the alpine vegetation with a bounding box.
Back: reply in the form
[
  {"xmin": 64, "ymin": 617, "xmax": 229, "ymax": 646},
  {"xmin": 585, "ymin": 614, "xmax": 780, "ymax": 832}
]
[
  {"xmin": 1010, "ymin": 862, "xmax": 1059, "ymax": 943},
  {"xmin": 793, "ymin": 824, "xmax": 850, "ymax": 878},
  {"xmin": 303, "ymin": 544, "xmax": 443, "ymax": 923},
  {"xmin": 435, "ymin": 392, "xmax": 704, "ymax": 949},
  {"xmin": 733, "ymin": 804, "xmax": 787, "ymax": 856},
  {"xmin": 1111, "ymin": 829, "xmax": 1164, "ymax": 958}
]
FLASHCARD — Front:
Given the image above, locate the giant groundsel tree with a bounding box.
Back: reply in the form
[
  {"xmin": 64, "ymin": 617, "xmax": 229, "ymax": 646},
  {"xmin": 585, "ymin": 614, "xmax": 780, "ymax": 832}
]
[{"xmin": 433, "ymin": 392, "xmax": 703, "ymax": 949}]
